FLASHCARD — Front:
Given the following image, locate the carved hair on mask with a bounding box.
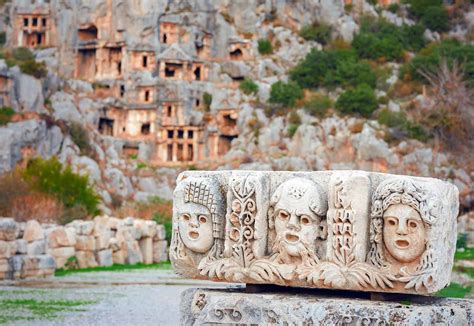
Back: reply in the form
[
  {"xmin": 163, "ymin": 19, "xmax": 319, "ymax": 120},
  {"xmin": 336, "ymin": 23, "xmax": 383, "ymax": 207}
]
[
  {"xmin": 171, "ymin": 177, "xmax": 224, "ymax": 260},
  {"xmin": 368, "ymin": 178, "xmax": 438, "ymax": 272},
  {"xmin": 268, "ymin": 178, "xmax": 328, "ymax": 262}
]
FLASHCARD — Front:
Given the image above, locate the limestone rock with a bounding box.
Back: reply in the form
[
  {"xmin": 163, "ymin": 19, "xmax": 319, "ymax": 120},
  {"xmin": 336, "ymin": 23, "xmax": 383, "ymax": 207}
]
[
  {"xmin": 0, "ymin": 240, "xmax": 16, "ymax": 259},
  {"xmin": 182, "ymin": 288, "xmax": 473, "ymax": 325},
  {"xmin": 76, "ymin": 250, "xmax": 98, "ymax": 269},
  {"xmin": 75, "ymin": 235, "xmax": 96, "ymax": 251},
  {"xmin": 171, "ymin": 171, "xmax": 459, "ymax": 295},
  {"xmin": 153, "ymin": 240, "xmax": 168, "ymax": 263},
  {"xmin": 26, "ymin": 240, "xmax": 46, "ymax": 256},
  {"xmin": 96, "ymin": 249, "xmax": 113, "ymax": 267},
  {"xmin": 139, "ymin": 237, "xmax": 153, "ymax": 265},
  {"xmin": 122, "ymin": 240, "xmax": 143, "ymax": 265},
  {"xmin": 0, "ymin": 218, "xmax": 19, "ymax": 241},
  {"xmin": 47, "ymin": 227, "xmax": 76, "ymax": 248},
  {"xmin": 23, "ymin": 220, "xmax": 44, "ymax": 243}
]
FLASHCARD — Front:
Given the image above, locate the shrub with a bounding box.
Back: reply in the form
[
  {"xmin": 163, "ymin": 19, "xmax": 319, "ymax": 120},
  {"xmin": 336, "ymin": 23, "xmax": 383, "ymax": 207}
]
[
  {"xmin": 353, "ymin": 32, "xmax": 403, "ymax": 61},
  {"xmin": 335, "ymin": 84, "xmax": 378, "ymax": 117},
  {"xmin": 287, "ymin": 124, "xmax": 299, "ymax": 138},
  {"xmin": 0, "ymin": 107, "xmax": 15, "ymax": 125},
  {"xmin": 0, "ymin": 32, "xmax": 5, "ymax": 46},
  {"xmin": 258, "ymin": 39, "xmax": 273, "ymax": 55},
  {"xmin": 377, "ymin": 108, "xmax": 430, "ymax": 141},
  {"xmin": 421, "ymin": 6, "xmax": 449, "ymax": 32},
  {"xmin": 19, "ymin": 59, "xmax": 48, "ymax": 79},
  {"xmin": 68, "ymin": 122, "xmax": 93, "ymax": 156},
  {"xmin": 299, "ymin": 23, "xmax": 332, "ymax": 45},
  {"xmin": 333, "ymin": 60, "xmax": 377, "ymax": 88},
  {"xmin": 387, "ymin": 3, "xmax": 400, "ymax": 13},
  {"xmin": 239, "ymin": 79, "xmax": 259, "ymax": 95},
  {"xmin": 405, "ymin": 40, "xmax": 474, "ymax": 84},
  {"xmin": 12, "ymin": 47, "xmax": 35, "ymax": 61},
  {"xmin": 288, "ymin": 110, "xmax": 301, "ymax": 125},
  {"xmin": 304, "ymin": 95, "xmax": 332, "ymax": 117},
  {"xmin": 23, "ymin": 157, "xmax": 101, "ymax": 219},
  {"xmin": 203, "ymin": 92, "xmax": 212, "ymax": 111},
  {"xmin": 407, "ymin": 0, "xmax": 443, "ymax": 18},
  {"xmin": 269, "ymin": 81, "xmax": 303, "ymax": 108}
]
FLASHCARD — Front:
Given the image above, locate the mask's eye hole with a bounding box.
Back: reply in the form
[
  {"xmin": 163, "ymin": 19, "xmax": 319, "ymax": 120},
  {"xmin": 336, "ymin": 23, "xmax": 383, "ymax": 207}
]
[
  {"xmin": 300, "ymin": 216, "xmax": 311, "ymax": 225},
  {"xmin": 182, "ymin": 214, "xmax": 190, "ymax": 221},
  {"xmin": 409, "ymin": 220, "xmax": 418, "ymax": 229},
  {"xmin": 278, "ymin": 210, "xmax": 289, "ymax": 221},
  {"xmin": 199, "ymin": 215, "xmax": 207, "ymax": 224},
  {"xmin": 387, "ymin": 218, "xmax": 397, "ymax": 226}
]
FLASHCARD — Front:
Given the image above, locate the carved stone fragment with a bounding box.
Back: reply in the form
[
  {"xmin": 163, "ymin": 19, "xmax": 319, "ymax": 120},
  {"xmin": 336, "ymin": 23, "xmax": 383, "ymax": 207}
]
[{"xmin": 171, "ymin": 171, "xmax": 459, "ymax": 294}]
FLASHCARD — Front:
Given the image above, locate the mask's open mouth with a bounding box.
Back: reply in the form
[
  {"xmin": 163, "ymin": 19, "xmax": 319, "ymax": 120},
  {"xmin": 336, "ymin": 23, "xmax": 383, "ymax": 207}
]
[
  {"xmin": 395, "ymin": 239, "xmax": 410, "ymax": 248},
  {"xmin": 285, "ymin": 233, "xmax": 300, "ymax": 243},
  {"xmin": 189, "ymin": 231, "xmax": 199, "ymax": 240}
]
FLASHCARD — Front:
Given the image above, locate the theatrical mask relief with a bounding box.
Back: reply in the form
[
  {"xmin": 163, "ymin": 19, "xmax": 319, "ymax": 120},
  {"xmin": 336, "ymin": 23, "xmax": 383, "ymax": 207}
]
[{"xmin": 170, "ymin": 171, "xmax": 459, "ymax": 295}]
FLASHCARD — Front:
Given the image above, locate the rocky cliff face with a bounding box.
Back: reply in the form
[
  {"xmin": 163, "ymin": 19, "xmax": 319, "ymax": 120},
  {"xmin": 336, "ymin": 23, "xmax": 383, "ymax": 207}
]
[{"xmin": 0, "ymin": 0, "xmax": 472, "ymax": 214}]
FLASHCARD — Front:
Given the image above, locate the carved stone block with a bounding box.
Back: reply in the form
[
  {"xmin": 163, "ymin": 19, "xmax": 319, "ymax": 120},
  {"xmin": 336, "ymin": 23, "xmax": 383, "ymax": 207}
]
[
  {"xmin": 181, "ymin": 288, "xmax": 473, "ymax": 325},
  {"xmin": 171, "ymin": 171, "xmax": 459, "ymax": 295}
]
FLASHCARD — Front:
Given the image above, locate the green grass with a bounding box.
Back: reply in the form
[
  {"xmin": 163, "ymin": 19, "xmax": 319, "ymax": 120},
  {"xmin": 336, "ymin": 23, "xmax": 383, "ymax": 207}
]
[
  {"xmin": 55, "ymin": 262, "xmax": 172, "ymax": 277},
  {"xmin": 454, "ymin": 247, "xmax": 474, "ymax": 260},
  {"xmin": 0, "ymin": 298, "xmax": 95, "ymax": 323},
  {"xmin": 436, "ymin": 282, "xmax": 472, "ymax": 299}
]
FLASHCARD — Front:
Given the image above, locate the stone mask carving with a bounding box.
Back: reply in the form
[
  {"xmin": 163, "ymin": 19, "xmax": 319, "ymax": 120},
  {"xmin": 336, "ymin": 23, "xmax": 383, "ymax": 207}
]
[
  {"xmin": 269, "ymin": 178, "xmax": 327, "ymax": 262},
  {"xmin": 368, "ymin": 178, "xmax": 436, "ymax": 275},
  {"xmin": 382, "ymin": 204, "xmax": 427, "ymax": 263},
  {"xmin": 171, "ymin": 177, "xmax": 224, "ymax": 262}
]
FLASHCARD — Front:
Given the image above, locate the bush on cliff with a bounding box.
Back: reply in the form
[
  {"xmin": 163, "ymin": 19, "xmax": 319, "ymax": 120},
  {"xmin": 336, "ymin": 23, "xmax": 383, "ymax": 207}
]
[
  {"xmin": 299, "ymin": 22, "xmax": 332, "ymax": 45},
  {"xmin": 335, "ymin": 84, "xmax": 378, "ymax": 117},
  {"xmin": 0, "ymin": 107, "xmax": 15, "ymax": 125},
  {"xmin": 269, "ymin": 81, "xmax": 303, "ymax": 108},
  {"xmin": 239, "ymin": 79, "xmax": 259, "ymax": 95}
]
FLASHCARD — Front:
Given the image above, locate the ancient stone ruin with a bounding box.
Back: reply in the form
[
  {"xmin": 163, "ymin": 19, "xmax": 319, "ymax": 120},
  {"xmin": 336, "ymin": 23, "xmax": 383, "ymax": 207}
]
[
  {"xmin": 171, "ymin": 170, "xmax": 459, "ymax": 295},
  {"xmin": 172, "ymin": 171, "xmax": 472, "ymax": 324},
  {"xmin": 0, "ymin": 216, "xmax": 168, "ymax": 280}
]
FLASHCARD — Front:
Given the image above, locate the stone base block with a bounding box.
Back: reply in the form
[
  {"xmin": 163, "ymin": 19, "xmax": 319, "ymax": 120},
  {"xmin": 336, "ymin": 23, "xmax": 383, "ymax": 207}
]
[{"xmin": 181, "ymin": 288, "xmax": 473, "ymax": 325}]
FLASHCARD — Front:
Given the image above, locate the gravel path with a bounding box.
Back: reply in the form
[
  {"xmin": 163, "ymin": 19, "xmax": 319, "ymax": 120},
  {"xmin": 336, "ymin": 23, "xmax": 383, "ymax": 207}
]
[{"xmin": 0, "ymin": 270, "xmax": 235, "ymax": 326}]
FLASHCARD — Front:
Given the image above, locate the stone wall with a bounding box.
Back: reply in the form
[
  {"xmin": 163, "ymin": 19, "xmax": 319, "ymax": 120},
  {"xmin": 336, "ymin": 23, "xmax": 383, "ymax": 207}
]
[{"xmin": 0, "ymin": 216, "xmax": 168, "ymax": 280}]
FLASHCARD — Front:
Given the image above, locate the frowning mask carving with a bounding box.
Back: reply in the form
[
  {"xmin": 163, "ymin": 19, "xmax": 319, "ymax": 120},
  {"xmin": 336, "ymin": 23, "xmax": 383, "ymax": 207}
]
[{"xmin": 269, "ymin": 178, "xmax": 327, "ymax": 263}]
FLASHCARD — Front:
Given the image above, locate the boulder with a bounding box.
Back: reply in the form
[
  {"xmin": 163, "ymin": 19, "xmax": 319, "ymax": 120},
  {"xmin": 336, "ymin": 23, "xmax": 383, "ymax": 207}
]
[
  {"xmin": 134, "ymin": 220, "xmax": 157, "ymax": 238},
  {"xmin": 26, "ymin": 240, "xmax": 46, "ymax": 256},
  {"xmin": 0, "ymin": 218, "xmax": 19, "ymax": 241},
  {"xmin": 47, "ymin": 247, "xmax": 75, "ymax": 269},
  {"xmin": 23, "ymin": 220, "xmax": 44, "ymax": 243},
  {"xmin": 112, "ymin": 249, "xmax": 126, "ymax": 265},
  {"xmin": 75, "ymin": 235, "xmax": 96, "ymax": 251},
  {"xmin": 122, "ymin": 241, "xmax": 143, "ymax": 265},
  {"xmin": 0, "ymin": 240, "xmax": 16, "ymax": 259},
  {"xmin": 76, "ymin": 250, "xmax": 98, "ymax": 269},
  {"xmin": 15, "ymin": 239, "xmax": 27, "ymax": 254},
  {"xmin": 47, "ymin": 227, "xmax": 76, "ymax": 248},
  {"xmin": 96, "ymin": 249, "xmax": 113, "ymax": 267},
  {"xmin": 139, "ymin": 237, "xmax": 153, "ymax": 265},
  {"xmin": 154, "ymin": 225, "xmax": 166, "ymax": 241},
  {"xmin": 152, "ymin": 240, "xmax": 168, "ymax": 263}
]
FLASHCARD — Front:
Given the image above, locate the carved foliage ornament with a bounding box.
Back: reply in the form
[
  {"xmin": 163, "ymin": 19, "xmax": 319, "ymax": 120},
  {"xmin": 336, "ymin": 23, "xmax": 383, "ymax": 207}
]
[{"xmin": 171, "ymin": 172, "xmax": 456, "ymax": 294}]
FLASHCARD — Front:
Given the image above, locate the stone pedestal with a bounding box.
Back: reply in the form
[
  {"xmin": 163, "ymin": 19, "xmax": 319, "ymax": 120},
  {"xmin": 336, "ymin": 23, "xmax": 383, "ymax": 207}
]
[{"xmin": 180, "ymin": 288, "xmax": 473, "ymax": 325}]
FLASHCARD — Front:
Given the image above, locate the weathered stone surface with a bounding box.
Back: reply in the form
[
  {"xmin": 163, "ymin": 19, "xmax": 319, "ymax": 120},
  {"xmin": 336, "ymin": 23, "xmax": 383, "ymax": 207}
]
[
  {"xmin": 15, "ymin": 239, "xmax": 27, "ymax": 254},
  {"xmin": 96, "ymin": 249, "xmax": 113, "ymax": 267},
  {"xmin": 155, "ymin": 225, "xmax": 166, "ymax": 241},
  {"xmin": 0, "ymin": 240, "xmax": 16, "ymax": 259},
  {"xmin": 27, "ymin": 240, "xmax": 46, "ymax": 256},
  {"xmin": 181, "ymin": 288, "xmax": 473, "ymax": 325},
  {"xmin": 0, "ymin": 218, "xmax": 19, "ymax": 241},
  {"xmin": 139, "ymin": 237, "xmax": 153, "ymax": 265},
  {"xmin": 122, "ymin": 240, "xmax": 143, "ymax": 265},
  {"xmin": 47, "ymin": 246, "xmax": 75, "ymax": 269},
  {"xmin": 153, "ymin": 240, "xmax": 168, "ymax": 263},
  {"xmin": 47, "ymin": 227, "xmax": 77, "ymax": 248},
  {"xmin": 75, "ymin": 235, "xmax": 96, "ymax": 251},
  {"xmin": 23, "ymin": 220, "xmax": 44, "ymax": 243},
  {"xmin": 171, "ymin": 171, "xmax": 459, "ymax": 295},
  {"xmin": 76, "ymin": 250, "xmax": 98, "ymax": 269},
  {"xmin": 112, "ymin": 249, "xmax": 126, "ymax": 265}
]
